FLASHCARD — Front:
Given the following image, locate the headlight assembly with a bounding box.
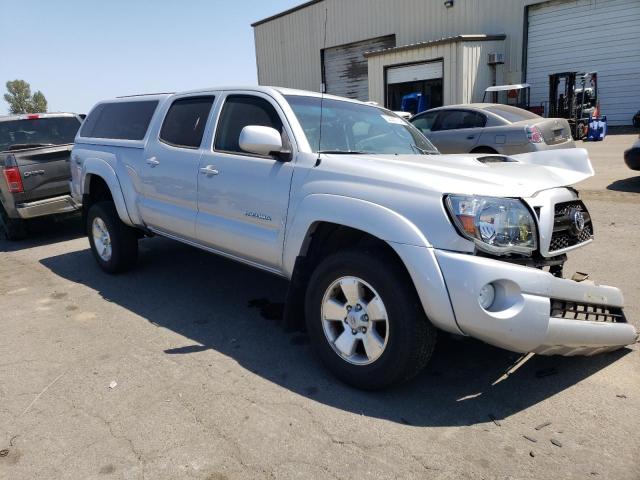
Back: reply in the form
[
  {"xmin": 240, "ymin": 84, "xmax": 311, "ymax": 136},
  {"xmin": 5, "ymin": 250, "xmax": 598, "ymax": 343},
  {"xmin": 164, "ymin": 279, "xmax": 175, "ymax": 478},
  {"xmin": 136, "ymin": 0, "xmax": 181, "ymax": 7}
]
[{"xmin": 445, "ymin": 195, "xmax": 537, "ymax": 255}]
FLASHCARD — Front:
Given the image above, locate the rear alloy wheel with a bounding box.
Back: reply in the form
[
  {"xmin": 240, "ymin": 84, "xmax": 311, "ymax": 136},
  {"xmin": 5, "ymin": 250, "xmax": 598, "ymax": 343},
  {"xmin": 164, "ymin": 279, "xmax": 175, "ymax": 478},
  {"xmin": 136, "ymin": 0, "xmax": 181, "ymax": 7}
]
[
  {"xmin": 306, "ymin": 250, "xmax": 436, "ymax": 390},
  {"xmin": 87, "ymin": 201, "xmax": 138, "ymax": 274},
  {"xmin": 0, "ymin": 203, "xmax": 27, "ymax": 241}
]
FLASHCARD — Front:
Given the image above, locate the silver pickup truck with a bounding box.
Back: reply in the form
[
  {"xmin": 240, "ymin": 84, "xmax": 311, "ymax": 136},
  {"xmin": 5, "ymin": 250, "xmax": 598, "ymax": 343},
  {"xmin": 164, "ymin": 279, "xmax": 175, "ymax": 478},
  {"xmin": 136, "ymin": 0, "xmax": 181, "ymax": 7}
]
[
  {"xmin": 70, "ymin": 87, "xmax": 638, "ymax": 389},
  {"xmin": 1, "ymin": 113, "xmax": 83, "ymax": 239}
]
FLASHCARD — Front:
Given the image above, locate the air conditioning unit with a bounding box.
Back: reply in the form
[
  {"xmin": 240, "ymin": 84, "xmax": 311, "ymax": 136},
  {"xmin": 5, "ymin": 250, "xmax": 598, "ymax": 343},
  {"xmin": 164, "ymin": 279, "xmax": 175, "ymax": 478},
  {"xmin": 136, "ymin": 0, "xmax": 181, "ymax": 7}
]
[{"xmin": 488, "ymin": 52, "xmax": 504, "ymax": 65}]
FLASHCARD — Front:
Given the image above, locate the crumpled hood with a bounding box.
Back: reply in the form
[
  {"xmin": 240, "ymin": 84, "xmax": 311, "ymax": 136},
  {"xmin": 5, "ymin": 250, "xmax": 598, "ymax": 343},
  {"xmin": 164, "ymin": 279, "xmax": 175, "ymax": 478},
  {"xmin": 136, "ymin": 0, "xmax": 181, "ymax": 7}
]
[{"xmin": 327, "ymin": 148, "xmax": 594, "ymax": 198}]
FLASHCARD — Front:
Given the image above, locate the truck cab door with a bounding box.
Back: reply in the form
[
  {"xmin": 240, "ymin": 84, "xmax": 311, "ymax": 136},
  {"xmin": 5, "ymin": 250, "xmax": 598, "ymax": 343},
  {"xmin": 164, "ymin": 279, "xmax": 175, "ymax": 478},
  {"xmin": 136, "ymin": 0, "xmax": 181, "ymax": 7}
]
[
  {"xmin": 195, "ymin": 92, "xmax": 295, "ymax": 271},
  {"xmin": 138, "ymin": 96, "xmax": 216, "ymax": 241}
]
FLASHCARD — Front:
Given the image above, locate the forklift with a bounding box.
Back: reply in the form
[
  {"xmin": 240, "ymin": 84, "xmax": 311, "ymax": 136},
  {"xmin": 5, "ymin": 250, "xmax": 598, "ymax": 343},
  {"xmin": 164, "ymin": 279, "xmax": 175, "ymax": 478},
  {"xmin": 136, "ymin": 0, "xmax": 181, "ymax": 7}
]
[{"xmin": 548, "ymin": 71, "xmax": 599, "ymax": 140}]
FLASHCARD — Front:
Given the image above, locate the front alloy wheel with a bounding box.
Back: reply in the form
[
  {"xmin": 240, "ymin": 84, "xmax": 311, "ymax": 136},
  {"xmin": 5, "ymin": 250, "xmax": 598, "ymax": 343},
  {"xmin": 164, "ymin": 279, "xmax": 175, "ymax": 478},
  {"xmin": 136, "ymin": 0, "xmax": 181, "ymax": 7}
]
[
  {"xmin": 305, "ymin": 249, "xmax": 436, "ymax": 390},
  {"xmin": 321, "ymin": 276, "xmax": 389, "ymax": 365}
]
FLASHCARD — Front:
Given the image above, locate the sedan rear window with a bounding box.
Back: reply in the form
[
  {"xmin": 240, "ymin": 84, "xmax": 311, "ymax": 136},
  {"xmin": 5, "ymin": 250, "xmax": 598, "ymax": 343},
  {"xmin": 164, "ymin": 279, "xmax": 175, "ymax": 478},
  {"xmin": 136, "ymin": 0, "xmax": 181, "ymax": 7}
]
[
  {"xmin": 485, "ymin": 105, "xmax": 541, "ymax": 123},
  {"xmin": 80, "ymin": 100, "xmax": 158, "ymax": 140},
  {"xmin": 0, "ymin": 117, "xmax": 81, "ymax": 152}
]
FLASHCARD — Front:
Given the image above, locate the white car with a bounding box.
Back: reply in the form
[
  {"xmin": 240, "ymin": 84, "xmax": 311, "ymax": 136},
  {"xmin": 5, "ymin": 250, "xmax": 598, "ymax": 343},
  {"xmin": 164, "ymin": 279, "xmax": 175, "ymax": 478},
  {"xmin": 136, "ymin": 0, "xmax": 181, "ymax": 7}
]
[{"xmin": 70, "ymin": 87, "xmax": 637, "ymax": 389}]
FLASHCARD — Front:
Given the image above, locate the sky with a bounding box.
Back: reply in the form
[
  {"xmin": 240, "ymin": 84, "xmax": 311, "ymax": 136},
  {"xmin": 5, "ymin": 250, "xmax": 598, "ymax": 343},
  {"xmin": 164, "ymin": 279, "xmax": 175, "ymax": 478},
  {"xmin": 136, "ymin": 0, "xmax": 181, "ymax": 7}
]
[{"xmin": 0, "ymin": 0, "xmax": 303, "ymax": 114}]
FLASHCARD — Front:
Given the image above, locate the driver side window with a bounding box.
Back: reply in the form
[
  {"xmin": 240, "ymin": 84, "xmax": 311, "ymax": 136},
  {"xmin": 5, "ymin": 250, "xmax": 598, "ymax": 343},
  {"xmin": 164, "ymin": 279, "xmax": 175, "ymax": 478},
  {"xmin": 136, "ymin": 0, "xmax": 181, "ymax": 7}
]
[{"xmin": 214, "ymin": 95, "xmax": 288, "ymax": 155}]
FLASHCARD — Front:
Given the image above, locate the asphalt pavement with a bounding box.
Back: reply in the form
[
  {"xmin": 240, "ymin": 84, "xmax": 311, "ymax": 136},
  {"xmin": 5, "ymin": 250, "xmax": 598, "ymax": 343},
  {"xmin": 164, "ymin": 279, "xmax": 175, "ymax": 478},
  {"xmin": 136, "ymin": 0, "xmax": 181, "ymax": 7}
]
[{"xmin": 1, "ymin": 134, "xmax": 639, "ymax": 479}]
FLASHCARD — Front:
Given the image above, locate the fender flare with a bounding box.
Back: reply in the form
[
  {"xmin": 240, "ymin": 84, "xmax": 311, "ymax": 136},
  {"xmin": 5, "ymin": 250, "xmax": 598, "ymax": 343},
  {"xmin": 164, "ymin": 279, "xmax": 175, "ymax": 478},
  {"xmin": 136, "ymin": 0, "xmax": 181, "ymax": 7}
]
[
  {"xmin": 283, "ymin": 194, "xmax": 431, "ymax": 276},
  {"xmin": 82, "ymin": 158, "xmax": 134, "ymax": 226}
]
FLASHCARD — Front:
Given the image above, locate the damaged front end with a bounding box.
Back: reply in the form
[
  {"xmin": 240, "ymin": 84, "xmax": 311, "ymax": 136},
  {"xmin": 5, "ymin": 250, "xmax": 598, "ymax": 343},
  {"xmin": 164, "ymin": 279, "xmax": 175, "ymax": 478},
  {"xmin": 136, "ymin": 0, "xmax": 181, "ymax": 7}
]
[{"xmin": 436, "ymin": 184, "xmax": 638, "ymax": 356}]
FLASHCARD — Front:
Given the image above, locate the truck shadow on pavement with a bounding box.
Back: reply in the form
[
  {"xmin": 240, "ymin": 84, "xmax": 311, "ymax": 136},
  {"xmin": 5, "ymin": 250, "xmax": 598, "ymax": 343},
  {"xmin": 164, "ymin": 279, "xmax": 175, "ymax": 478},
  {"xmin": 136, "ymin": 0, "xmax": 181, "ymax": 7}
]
[
  {"xmin": 40, "ymin": 236, "xmax": 631, "ymax": 428},
  {"xmin": 0, "ymin": 215, "xmax": 84, "ymax": 252}
]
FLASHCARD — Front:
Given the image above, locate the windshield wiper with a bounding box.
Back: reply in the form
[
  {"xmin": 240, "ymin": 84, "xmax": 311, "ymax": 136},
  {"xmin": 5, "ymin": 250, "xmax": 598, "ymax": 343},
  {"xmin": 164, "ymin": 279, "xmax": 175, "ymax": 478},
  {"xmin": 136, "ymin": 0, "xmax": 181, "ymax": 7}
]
[
  {"xmin": 318, "ymin": 150, "xmax": 368, "ymax": 155},
  {"xmin": 411, "ymin": 144, "xmax": 438, "ymax": 155}
]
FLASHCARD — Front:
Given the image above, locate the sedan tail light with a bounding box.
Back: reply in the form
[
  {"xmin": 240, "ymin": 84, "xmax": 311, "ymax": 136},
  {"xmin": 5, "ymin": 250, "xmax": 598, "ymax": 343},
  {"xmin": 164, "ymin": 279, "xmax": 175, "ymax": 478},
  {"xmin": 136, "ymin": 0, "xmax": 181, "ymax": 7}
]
[
  {"xmin": 526, "ymin": 125, "xmax": 545, "ymax": 144},
  {"xmin": 3, "ymin": 166, "xmax": 24, "ymax": 193}
]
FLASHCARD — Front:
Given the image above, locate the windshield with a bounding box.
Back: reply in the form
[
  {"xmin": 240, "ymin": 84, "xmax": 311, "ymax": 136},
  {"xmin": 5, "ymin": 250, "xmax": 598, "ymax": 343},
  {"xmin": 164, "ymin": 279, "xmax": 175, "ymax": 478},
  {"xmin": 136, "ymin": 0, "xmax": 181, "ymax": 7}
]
[
  {"xmin": 484, "ymin": 105, "xmax": 540, "ymax": 123},
  {"xmin": 0, "ymin": 116, "xmax": 81, "ymax": 151},
  {"xmin": 285, "ymin": 95, "xmax": 438, "ymax": 155}
]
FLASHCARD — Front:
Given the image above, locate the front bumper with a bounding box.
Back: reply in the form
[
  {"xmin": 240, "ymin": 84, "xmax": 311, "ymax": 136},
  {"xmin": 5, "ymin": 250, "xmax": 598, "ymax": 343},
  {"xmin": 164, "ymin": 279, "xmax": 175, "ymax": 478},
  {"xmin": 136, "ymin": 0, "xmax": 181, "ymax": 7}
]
[
  {"xmin": 435, "ymin": 250, "xmax": 638, "ymax": 356},
  {"xmin": 624, "ymin": 147, "xmax": 640, "ymax": 171},
  {"xmin": 15, "ymin": 194, "xmax": 80, "ymax": 219}
]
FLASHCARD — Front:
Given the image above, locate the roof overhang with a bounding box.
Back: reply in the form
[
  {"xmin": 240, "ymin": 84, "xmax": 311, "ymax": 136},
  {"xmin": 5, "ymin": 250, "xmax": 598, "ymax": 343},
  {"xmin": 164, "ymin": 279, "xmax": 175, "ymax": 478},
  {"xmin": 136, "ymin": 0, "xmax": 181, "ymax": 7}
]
[
  {"xmin": 252, "ymin": 0, "xmax": 323, "ymax": 27},
  {"xmin": 484, "ymin": 83, "xmax": 530, "ymax": 92},
  {"xmin": 364, "ymin": 34, "xmax": 506, "ymax": 58}
]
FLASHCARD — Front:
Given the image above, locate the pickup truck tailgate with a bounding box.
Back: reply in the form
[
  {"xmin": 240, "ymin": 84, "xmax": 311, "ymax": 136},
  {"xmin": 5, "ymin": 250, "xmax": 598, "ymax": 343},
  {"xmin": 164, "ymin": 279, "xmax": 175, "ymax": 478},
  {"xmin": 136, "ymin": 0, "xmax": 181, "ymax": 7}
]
[{"xmin": 12, "ymin": 145, "xmax": 73, "ymax": 203}]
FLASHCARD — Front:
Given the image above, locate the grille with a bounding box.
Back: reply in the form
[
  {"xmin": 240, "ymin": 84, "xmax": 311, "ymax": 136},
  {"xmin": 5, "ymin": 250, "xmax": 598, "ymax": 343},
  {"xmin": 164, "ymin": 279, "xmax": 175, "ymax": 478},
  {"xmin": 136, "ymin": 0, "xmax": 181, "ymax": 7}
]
[
  {"xmin": 549, "ymin": 200, "xmax": 593, "ymax": 253},
  {"xmin": 551, "ymin": 299, "xmax": 626, "ymax": 324}
]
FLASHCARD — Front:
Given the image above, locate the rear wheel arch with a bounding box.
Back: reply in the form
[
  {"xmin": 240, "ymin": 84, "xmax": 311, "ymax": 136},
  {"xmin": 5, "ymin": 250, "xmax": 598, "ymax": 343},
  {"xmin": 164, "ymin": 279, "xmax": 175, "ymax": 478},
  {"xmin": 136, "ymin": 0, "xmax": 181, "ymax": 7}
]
[{"xmin": 80, "ymin": 161, "xmax": 134, "ymax": 227}]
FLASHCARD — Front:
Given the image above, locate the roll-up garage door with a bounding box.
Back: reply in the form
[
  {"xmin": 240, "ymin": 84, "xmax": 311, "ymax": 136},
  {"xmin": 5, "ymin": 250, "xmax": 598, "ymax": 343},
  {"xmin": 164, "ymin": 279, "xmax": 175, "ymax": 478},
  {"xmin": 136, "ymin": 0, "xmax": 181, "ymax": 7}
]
[
  {"xmin": 323, "ymin": 35, "xmax": 395, "ymax": 101},
  {"xmin": 387, "ymin": 61, "xmax": 444, "ymax": 84},
  {"xmin": 527, "ymin": 0, "xmax": 640, "ymax": 126}
]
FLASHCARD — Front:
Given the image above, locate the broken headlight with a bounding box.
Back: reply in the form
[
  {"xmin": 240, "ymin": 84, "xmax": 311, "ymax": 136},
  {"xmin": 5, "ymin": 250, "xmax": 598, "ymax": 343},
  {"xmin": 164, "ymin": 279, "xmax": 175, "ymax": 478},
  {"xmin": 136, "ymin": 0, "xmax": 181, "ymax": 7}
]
[{"xmin": 445, "ymin": 195, "xmax": 537, "ymax": 255}]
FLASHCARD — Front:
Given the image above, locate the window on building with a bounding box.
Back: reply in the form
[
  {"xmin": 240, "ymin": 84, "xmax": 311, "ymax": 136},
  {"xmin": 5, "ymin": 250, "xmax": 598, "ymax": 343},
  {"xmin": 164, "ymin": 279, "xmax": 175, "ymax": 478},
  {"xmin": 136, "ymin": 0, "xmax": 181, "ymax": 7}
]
[
  {"xmin": 159, "ymin": 96, "xmax": 215, "ymax": 148},
  {"xmin": 214, "ymin": 95, "xmax": 285, "ymax": 155},
  {"xmin": 80, "ymin": 100, "xmax": 158, "ymax": 140}
]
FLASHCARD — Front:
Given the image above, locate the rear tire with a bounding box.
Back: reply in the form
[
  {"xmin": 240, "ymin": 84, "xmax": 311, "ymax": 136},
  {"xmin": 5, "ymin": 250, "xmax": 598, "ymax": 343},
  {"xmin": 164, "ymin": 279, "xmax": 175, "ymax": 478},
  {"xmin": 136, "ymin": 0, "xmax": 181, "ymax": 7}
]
[
  {"xmin": 0, "ymin": 203, "xmax": 27, "ymax": 241},
  {"xmin": 305, "ymin": 249, "xmax": 436, "ymax": 390},
  {"xmin": 87, "ymin": 201, "xmax": 138, "ymax": 274}
]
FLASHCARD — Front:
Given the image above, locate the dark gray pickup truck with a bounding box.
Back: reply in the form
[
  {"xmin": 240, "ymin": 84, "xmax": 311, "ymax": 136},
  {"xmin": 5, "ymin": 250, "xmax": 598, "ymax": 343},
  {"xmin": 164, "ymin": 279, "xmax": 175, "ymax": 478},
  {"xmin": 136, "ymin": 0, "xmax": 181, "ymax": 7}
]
[{"xmin": 0, "ymin": 113, "xmax": 83, "ymax": 239}]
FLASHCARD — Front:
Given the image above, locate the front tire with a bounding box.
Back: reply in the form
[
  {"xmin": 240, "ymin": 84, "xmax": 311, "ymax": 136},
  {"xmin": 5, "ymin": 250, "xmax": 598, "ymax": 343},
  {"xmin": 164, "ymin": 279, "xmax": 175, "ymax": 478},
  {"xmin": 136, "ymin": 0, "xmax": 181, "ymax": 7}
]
[
  {"xmin": 305, "ymin": 250, "xmax": 436, "ymax": 390},
  {"xmin": 87, "ymin": 201, "xmax": 138, "ymax": 274}
]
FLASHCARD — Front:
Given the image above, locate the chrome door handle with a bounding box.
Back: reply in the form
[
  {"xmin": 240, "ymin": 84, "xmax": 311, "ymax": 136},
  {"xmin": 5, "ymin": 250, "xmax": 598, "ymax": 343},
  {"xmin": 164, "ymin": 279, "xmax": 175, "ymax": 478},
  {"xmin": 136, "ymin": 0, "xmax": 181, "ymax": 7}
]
[
  {"xmin": 199, "ymin": 165, "xmax": 219, "ymax": 176},
  {"xmin": 146, "ymin": 157, "xmax": 160, "ymax": 167}
]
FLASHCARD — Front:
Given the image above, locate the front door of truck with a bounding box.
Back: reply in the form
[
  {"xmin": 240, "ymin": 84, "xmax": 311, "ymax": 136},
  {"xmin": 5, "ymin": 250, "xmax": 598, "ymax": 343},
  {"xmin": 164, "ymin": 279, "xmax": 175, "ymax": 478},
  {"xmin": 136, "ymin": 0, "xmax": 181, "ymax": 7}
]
[
  {"xmin": 195, "ymin": 92, "xmax": 295, "ymax": 270},
  {"xmin": 138, "ymin": 95, "xmax": 216, "ymax": 240}
]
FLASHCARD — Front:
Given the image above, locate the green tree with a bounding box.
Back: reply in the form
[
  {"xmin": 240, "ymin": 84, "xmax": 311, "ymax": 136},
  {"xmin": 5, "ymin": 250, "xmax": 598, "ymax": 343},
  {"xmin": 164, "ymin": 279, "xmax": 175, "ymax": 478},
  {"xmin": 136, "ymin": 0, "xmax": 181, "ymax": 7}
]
[
  {"xmin": 30, "ymin": 91, "xmax": 48, "ymax": 113},
  {"xmin": 3, "ymin": 80, "xmax": 48, "ymax": 114}
]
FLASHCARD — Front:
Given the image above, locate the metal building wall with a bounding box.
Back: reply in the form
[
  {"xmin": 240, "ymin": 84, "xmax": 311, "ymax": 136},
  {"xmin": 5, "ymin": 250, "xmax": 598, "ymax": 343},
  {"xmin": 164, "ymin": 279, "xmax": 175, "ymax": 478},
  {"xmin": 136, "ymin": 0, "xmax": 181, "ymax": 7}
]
[
  {"xmin": 367, "ymin": 42, "xmax": 462, "ymax": 106},
  {"xmin": 526, "ymin": 0, "xmax": 640, "ymax": 126},
  {"xmin": 366, "ymin": 39, "xmax": 505, "ymax": 106},
  {"xmin": 253, "ymin": 0, "xmax": 534, "ymax": 94}
]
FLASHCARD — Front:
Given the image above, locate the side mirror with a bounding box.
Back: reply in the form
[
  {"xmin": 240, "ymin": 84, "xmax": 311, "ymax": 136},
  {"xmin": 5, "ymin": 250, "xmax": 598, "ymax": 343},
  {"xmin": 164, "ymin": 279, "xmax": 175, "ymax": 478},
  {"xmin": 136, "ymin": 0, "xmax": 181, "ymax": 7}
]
[{"xmin": 239, "ymin": 125, "xmax": 283, "ymax": 157}]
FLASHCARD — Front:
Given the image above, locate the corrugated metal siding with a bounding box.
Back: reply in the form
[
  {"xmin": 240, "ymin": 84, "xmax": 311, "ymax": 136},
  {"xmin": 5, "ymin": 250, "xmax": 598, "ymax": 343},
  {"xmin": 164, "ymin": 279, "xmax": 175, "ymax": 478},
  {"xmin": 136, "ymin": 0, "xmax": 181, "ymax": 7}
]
[
  {"xmin": 254, "ymin": 0, "xmax": 532, "ymax": 92},
  {"xmin": 367, "ymin": 42, "xmax": 462, "ymax": 105},
  {"xmin": 323, "ymin": 36, "xmax": 395, "ymax": 100},
  {"xmin": 367, "ymin": 40, "xmax": 504, "ymax": 106},
  {"xmin": 461, "ymin": 41, "xmax": 505, "ymax": 103},
  {"xmin": 527, "ymin": 0, "xmax": 640, "ymax": 125}
]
